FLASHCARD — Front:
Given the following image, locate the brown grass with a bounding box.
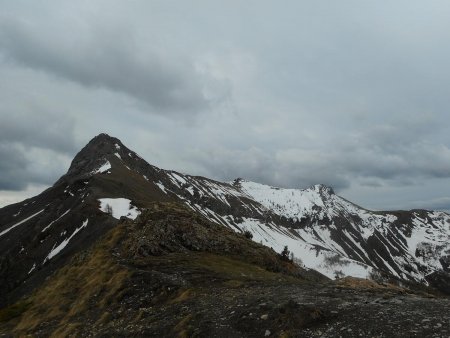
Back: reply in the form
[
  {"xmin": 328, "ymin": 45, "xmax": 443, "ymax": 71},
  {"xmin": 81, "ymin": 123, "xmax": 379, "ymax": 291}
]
[
  {"xmin": 335, "ymin": 276, "xmax": 405, "ymax": 292},
  {"xmin": 96, "ymin": 311, "xmax": 112, "ymax": 326},
  {"xmin": 173, "ymin": 313, "xmax": 193, "ymax": 338},
  {"xmin": 12, "ymin": 225, "xmax": 130, "ymax": 336},
  {"xmin": 170, "ymin": 288, "xmax": 194, "ymax": 303},
  {"xmin": 190, "ymin": 253, "xmax": 301, "ymax": 284},
  {"xmin": 0, "ymin": 300, "xmax": 31, "ymax": 323},
  {"xmin": 223, "ymin": 279, "xmax": 244, "ymax": 288}
]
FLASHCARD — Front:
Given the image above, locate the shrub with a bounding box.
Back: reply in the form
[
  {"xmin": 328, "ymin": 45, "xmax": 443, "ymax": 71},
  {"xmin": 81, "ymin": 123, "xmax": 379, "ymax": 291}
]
[
  {"xmin": 368, "ymin": 269, "xmax": 385, "ymax": 284},
  {"xmin": 241, "ymin": 227, "xmax": 253, "ymax": 240},
  {"xmin": 280, "ymin": 245, "xmax": 292, "ymax": 262},
  {"xmin": 243, "ymin": 230, "xmax": 253, "ymax": 240},
  {"xmin": 334, "ymin": 270, "xmax": 345, "ymax": 279}
]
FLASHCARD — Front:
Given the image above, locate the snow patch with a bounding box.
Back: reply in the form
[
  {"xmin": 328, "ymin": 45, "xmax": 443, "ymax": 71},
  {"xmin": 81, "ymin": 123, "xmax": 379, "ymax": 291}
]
[
  {"xmin": 42, "ymin": 209, "xmax": 71, "ymax": 232},
  {"xmin": 239, "ymin": 181, "xmax": 327, "ymax": 220},
  {"xmin": 155, "ymin": 182, "xmax": 167, "ymax": 194},
  {"xmin": 44, "ymin": 219, "xmax": 89, "ymax": 261},
  {"xmin": 93, "ymin": 160, "xmax": 111, "ymax": 174},
  {"xmin": 28, "ymin": 263, "xmax": 36, "ymax": 274},
  {"xmin": 0, "ymin": 209, "xmax": 44, "ymax": 237},
  {"xmin": 98, "ymin": 198, "xmax": 140, "ymax": 220}
]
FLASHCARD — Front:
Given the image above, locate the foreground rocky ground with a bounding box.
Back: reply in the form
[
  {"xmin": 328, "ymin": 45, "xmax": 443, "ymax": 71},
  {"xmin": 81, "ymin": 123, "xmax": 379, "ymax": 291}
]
[
  {"xmin": 86, "ymin": 277, "xmax": 450, "ymax": 337},
  {"xmin": 1, "ymin": 203, "xmax": 449, "ymax": 337}
]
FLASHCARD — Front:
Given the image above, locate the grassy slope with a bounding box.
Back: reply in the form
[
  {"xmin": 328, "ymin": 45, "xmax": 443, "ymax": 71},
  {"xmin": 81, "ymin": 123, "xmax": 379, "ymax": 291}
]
[{"xmin": 0, "ymin": 202, "xmax": 319, "ymax": 337}]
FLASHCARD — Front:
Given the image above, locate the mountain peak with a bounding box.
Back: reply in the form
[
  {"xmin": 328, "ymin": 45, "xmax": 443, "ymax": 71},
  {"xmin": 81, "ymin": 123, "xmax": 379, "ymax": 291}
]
[
  {"xmin": 311, "ymin": 184, "xmax": 335, "ymax": 195},
  {"xmin": 231, "ymin": 177, "xmax": 244, "ymax": 186},
  {"xmin": 60, "ymin": 133, "xmax": 128, "ymax": 182},
  {"xmin": 87, "ymin": 133, "xmax": 123, "ymax": 147}
]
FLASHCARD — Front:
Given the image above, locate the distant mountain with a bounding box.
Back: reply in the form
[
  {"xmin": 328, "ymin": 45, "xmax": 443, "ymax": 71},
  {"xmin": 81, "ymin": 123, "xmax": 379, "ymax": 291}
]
[{"xmin": 1, "ymin": 133, "xmax": 449, "ymax": 310}]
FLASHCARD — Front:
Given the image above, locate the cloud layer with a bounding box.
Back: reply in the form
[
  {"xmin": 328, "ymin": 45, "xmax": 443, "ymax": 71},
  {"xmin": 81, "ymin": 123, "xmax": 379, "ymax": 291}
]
[
  {"xmin": 0, "ymin": 1, "xmax": 450, "ymax": 211},
  {"xmin": 0, "ymin": 16, "xmax": 217, "ymax": 113}
]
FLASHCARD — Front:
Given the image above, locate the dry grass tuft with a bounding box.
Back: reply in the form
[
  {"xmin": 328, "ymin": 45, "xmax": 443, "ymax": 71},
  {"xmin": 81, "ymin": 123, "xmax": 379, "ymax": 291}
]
[
  {"xmin": 335, "ymin": 276, "xmax": 405, "ymax": 292},
  {"xmin": 173, "ymin": 313, "xmax": 193, "ymax": 338},
  {"xmin": 170, "ymin": 288, "xmax": 194, "ymax": 303}
]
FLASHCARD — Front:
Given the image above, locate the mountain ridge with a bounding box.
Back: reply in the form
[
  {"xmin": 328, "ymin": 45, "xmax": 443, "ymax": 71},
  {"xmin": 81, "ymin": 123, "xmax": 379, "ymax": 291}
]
[{"xmin": 1, "ymin": 133, "xmax": 449, "ymax": 310}]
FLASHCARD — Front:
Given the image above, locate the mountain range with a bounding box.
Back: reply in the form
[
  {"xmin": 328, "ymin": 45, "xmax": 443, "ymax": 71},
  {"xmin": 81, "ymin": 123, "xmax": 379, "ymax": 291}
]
[{"xmin": 1, "ymin": 133, "xmax": 450, "ymax": 336}]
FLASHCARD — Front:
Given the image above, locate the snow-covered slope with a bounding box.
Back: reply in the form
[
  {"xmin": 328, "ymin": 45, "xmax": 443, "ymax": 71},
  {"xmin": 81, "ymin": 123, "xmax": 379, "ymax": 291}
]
[
  {"xmin": 152, "ymin": 175, "xmax": 450, "ymax": 284},
  {"xmin": 239, "ymin": 181, "xmax": 450, "ymax": 280}
]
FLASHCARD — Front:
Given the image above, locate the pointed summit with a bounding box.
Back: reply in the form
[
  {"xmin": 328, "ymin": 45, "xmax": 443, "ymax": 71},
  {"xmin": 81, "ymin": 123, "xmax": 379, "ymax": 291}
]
[
  {"xmin": 89, "ymin": 132, "xmax": 121, "ymax": 144},
  {"xmin": 60, "ymin": 133, "xmax": 129, "ymax": 183},
  {"xmin": 311, "ymin": 184, "xmax": 335, "ymax": 195},
  {"xmin": 77, "ymin": 133, "xmax": 124, "ymax": 156}
]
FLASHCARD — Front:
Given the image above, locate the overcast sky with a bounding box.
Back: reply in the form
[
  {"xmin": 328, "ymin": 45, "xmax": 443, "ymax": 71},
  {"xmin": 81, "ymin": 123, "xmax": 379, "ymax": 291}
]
[{"xmin": 1, "ymin": 1, "xmax": 450, "ymax": 211}]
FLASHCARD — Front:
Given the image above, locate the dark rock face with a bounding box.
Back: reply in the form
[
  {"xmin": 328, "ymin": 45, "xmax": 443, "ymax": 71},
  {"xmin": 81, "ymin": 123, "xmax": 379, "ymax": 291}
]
[{"xmin": 62, "ymin": 133, "xmax": 122, "ymax": 180}]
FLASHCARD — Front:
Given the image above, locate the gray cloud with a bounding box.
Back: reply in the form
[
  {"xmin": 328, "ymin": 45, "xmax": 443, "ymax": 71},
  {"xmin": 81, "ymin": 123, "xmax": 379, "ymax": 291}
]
[
  {"xmin": 0, "ymin": 142, "xmax": 71, "ymax": 190},
  {"xmin": 409, "ymin": 197, "xmax": 450, "ymax": 212},
  {"xmin": 0, "ymin": 15, "xmax": 223, "ymax": 114},
  {"xmin": 339, "ymin": 123, "xmax": 450, "ymax": 182},
  {"xmin": 0, "ymin": 144, "xmax": 28, "ymax": 190},
  {"xmin": 1, "ymin": 1, "xmax": 450, "ymax": 211},
  {"xmin": 0, "ymin": 92, "xmax": 77, "ymax": 190},
  {"xmin": 0, "ymin": 110, "xmax": 77, "ymax": 154},
  {"xmin": 188, "ymin": 120, "xmax": 450, "ymax": 194}
]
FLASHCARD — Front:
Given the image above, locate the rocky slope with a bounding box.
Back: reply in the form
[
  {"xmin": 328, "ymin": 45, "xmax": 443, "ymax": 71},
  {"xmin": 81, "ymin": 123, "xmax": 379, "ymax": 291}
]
[{"xmin": 0, "ymin": 133, "xmax": 450, "ymax": 311}]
